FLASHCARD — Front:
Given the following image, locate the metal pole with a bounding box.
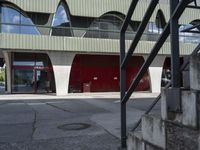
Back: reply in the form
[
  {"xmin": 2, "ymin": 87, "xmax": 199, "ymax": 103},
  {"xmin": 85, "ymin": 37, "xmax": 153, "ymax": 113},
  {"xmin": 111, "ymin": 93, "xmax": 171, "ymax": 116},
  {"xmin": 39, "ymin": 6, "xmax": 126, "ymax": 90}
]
[
  {"xmin": 170, "ymin": 0, "xmax": 180, "ymax": 88},
  {"xmin": 120, "ymin": 32, "xmax": 127, "ymax": 149},
  {"xmin": 168, "ymin": 0, "xmax": 182, "ymax": 112}
]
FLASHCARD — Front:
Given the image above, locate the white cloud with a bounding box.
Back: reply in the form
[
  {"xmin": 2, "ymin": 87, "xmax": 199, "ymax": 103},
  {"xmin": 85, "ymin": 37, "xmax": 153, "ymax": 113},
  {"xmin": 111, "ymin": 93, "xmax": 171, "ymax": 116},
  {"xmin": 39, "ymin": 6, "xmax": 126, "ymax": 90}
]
[
  {"xmin": 12, "ymin": 15, "xmax": 20, "ymax": 24},
  {"xmin": 3, "ymin": 25, "xmax": 14, "ymax": 33}
]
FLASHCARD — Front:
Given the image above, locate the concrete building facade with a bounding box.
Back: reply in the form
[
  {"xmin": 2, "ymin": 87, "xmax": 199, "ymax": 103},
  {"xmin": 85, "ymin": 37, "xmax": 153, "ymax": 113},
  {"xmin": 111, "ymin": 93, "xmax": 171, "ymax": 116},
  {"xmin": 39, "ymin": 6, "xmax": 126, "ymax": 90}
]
[{"xmin": 0, "ymin": 0, "xmax": 200, "ymax": 95}]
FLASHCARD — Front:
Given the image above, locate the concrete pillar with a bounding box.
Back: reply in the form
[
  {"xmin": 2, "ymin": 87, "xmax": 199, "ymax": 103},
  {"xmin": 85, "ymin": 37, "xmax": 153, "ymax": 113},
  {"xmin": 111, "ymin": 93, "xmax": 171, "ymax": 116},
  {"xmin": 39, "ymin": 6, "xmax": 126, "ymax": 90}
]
[
  {"xmin": 143, "ymin": 55, "xmax": 165, "ymax": 93},
  {"xmin": 3, "ymin": 51, "xmax": 12, "ymax": 93},
  {"xmin": 190, "ymin": 54, "xmax": 200, "ymax": 90},
  {"xmin": 48, "ymin": 52, "xmax": 75, "ymax": 96}
]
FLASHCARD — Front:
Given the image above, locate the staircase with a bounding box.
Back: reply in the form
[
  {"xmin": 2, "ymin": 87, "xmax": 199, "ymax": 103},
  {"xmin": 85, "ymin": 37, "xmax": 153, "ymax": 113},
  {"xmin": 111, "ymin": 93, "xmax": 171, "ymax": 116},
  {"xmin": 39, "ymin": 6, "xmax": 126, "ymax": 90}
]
[
  {"xmin": 120, "ymin": 0, "xmax": 200, "ymax": 149},
  {"xmin": 128, "ymin": 49, "xmax": 200, "ymax": 150}
]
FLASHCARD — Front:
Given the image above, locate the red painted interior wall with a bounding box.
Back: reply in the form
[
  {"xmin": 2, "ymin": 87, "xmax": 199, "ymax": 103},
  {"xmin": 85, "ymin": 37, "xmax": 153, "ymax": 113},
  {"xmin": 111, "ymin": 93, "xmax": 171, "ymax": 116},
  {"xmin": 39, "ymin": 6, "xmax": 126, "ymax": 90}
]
[{"xmin": 69, "ymin": 54, "xmax": 150, "ymax": 93}]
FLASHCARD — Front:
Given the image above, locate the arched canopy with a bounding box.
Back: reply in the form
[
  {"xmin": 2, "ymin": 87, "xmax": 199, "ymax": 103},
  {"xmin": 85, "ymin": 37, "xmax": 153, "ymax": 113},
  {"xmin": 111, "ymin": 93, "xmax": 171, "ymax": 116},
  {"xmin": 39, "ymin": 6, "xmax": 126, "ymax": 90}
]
[
  {"xmin": 51, "ymin": 1, "xmax": 73, "ymax": 36},
  {"xmin": 0, "ymin": 3, "xmax": 40, "ymax": 35}
]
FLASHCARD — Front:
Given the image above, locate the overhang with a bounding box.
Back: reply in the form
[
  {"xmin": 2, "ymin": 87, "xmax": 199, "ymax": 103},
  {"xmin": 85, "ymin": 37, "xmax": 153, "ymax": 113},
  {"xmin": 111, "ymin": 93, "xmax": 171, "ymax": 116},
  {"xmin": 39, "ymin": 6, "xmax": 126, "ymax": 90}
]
[{"xmin": 0, "ymin": 33, "xmax": 197, "ymax": 56}]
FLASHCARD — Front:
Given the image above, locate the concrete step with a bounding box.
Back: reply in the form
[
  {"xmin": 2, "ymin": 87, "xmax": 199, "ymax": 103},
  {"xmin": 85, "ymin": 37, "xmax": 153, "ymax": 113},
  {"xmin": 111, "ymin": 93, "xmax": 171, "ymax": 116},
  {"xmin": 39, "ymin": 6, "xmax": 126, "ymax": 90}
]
[
  {"xmin": 142, "ymin": 114, "xmax": 166, "ymax": 149},
  {"xmin": 127, "ymin": 131, "xmax": 145, "ymax": 150},
  {"xmin": 127, "ymin": 130, "xmax": 165, "ymax": 150},
  {"xmin": 161, "ymin": 89, "xmax": 198, "ymax": 128}
]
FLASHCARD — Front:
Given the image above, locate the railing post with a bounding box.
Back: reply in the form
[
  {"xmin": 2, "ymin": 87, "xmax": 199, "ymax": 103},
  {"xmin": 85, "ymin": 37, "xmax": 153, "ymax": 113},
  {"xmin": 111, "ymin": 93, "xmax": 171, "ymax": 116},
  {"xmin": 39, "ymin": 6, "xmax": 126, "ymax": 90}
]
[
  {"xmin": 168, "ymin": 0, "xmax": 181, "ymax": 112},
  {"xmin": 120, "ymin": 32, "xmax": 127, "ymax": 149}
]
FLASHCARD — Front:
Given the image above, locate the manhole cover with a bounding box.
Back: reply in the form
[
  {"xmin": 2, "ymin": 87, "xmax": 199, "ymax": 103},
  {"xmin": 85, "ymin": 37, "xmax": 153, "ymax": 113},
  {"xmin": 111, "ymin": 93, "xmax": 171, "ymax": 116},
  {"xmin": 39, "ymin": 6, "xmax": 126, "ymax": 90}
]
[{"xmin": 57, "ymin": 123, "xmax": 91, "ymax": 131}]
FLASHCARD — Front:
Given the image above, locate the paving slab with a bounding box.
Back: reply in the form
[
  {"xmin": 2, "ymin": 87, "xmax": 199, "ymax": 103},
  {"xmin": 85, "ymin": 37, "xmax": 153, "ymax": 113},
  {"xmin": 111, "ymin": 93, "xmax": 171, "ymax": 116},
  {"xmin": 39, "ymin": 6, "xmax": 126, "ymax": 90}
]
[{"xmin": 0, "ymin": 97, "xmax": 160, "ymax": 150}]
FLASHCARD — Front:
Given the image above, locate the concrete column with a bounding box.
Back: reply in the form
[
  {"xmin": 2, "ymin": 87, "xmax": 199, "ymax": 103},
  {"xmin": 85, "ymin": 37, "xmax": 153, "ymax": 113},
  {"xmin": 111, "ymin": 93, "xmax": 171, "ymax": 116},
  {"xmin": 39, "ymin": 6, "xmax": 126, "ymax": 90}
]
[
  {"xmin": 3, "ymin": 51, "xmax": 12, "ymax": 93},
  {"xmin": 48, "ymin": 52, "xmax": 75, "ymax": 96},
  {"xmin": 143, "ymin": 55, "xmax": 165, "ymax": 93}
]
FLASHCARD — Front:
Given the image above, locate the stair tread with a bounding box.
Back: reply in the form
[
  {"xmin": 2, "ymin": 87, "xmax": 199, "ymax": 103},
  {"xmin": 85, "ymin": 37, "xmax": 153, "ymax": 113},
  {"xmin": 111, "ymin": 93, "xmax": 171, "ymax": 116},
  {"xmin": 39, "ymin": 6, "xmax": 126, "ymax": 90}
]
[{"xmin": 128, "ymin": 131, "xmax": 143, "ymax": 140}]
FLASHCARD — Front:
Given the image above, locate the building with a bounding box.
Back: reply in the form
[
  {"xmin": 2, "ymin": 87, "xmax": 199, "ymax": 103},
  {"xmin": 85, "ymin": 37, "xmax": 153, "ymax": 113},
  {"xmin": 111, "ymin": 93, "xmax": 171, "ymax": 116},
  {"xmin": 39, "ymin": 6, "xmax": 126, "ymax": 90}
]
[{"xmin": 0, "ymin": 0, "xmax": 199, "ymax": 95}]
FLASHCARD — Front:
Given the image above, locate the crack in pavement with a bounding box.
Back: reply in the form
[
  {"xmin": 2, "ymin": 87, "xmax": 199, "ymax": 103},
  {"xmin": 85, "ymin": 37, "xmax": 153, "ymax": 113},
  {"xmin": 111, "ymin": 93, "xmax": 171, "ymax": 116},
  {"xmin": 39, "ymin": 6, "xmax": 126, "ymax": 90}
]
[
  {"xmin": 46, "ymin": 103, "xmax": 71, "ymax": 113},
  {"xmin": 31, "ymin": 112, "xmax": 37, "ymax": 140},
  {"xmin": 24, "ymin": 102, "xmax": 38, "ymax": 140}
]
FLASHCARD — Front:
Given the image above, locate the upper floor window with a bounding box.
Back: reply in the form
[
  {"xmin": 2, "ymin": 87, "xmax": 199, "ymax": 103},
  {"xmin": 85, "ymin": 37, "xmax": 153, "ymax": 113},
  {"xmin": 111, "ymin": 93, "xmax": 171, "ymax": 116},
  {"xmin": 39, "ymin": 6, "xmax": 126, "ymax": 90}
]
[
  {"xmin": 1, "ymin": 5, "xmax": 40, "ymax": 35},
  {"xmin": 51, "ymin": 2, "xmax": 73, "ymax": 36},
  {"xmin": 83, "ymin": 13, "xmax": 134, "ymax": 40},
  {"xmin": 179, "ymin": 24, "xmax": 200, "ymax": 43}
]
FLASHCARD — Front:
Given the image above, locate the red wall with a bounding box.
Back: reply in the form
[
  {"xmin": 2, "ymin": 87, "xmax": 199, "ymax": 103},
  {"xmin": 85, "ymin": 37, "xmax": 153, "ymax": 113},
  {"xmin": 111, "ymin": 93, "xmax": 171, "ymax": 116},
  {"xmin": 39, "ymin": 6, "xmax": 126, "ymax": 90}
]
[{"xmin": 69, "ymin": 54, "xmax": 150, "ymax": 93}]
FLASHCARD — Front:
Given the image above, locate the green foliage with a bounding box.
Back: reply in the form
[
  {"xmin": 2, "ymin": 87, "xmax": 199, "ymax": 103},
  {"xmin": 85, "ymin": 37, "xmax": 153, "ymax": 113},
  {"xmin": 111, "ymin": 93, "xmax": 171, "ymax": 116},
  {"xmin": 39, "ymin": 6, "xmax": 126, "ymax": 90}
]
[{"xmin": 0, "ymin": 69, "xmax": 5, "ymax": 82}]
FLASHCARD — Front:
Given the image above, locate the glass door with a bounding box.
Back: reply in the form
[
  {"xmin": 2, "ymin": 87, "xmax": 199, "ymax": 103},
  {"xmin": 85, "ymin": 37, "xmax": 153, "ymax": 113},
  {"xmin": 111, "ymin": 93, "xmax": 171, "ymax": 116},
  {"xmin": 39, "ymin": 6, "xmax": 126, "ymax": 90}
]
[
  {"xmin": 35, "ymin": 69, "xmax": 47, "ymax": 93},
  {"xmin": 12, "ymin": 69, "xmax": 35, "ymax": 93},
  {"xmin": 35, "ymin": 69, "xmax": 53, "ymax": 93}
]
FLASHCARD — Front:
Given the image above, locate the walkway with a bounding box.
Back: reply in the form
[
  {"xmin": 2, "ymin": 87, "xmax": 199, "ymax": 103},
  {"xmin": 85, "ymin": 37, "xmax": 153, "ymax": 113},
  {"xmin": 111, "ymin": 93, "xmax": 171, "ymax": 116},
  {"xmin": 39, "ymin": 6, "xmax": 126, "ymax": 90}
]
[{"xmin": 0, "ymin": 93, "xmax": 160, "ymax": 150}]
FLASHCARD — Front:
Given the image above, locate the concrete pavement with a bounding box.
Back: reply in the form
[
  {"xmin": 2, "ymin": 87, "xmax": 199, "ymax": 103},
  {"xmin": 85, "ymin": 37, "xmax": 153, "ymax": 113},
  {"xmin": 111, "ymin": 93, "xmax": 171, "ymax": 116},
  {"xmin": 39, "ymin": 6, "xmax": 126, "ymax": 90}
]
[{"xmin": 0, "ymin": 94, "xmax": 160, "ymax": 150}]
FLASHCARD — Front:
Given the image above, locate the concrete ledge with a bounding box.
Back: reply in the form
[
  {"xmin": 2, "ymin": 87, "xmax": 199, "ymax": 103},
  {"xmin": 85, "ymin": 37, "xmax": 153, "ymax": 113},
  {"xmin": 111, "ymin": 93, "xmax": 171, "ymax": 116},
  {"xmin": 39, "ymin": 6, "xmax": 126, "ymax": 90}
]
[
  {"xmin": 190, "ymin": 54, "xmax": 200, "ymax": 90},
  {"xmin": 142, "ymin": 115, "xmax": 166, "ymax": 149},
  {"xmin": 145, "ymin": 143, "xmax": 164, "ymax": 150},
  {"xmin": 179, "ymin": 91, "xmax": 198, "ymax": 128},
  {"xmin": 161, "ymin": 89, "xmax": 198, "ymax": 128},
  {"xmin": 127, "ymin": 131, "xmax": 145, "ymax": 150}
]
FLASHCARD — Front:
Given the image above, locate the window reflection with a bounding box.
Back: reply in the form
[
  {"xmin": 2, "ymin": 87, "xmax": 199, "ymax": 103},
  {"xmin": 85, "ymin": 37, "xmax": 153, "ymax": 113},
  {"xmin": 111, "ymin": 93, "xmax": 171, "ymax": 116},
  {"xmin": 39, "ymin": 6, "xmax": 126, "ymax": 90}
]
[
  {"xmin": 12, "ymin": 53, "xmax": 55, "ymax": 93},
  {"xmin": 53, "ymin": 5, "xmax": 69, "ymax": 26},
  {"xmin": 84, "ymin": 14, "xmax": 134, "ymax": 40},
  {"xmin": 1, "ymin": 6, "xmax": 40, "ymax": 35},
  {"xmin": 179, "ymin": 24, "xmax": 200, "ymax": 43},
  {"xmin": 51, "ymin": 3, "xmax": 72, "ymax": 36},
  {"xmin": 2, "ymin": 25, "xmax": 20, "ymax": 34}
]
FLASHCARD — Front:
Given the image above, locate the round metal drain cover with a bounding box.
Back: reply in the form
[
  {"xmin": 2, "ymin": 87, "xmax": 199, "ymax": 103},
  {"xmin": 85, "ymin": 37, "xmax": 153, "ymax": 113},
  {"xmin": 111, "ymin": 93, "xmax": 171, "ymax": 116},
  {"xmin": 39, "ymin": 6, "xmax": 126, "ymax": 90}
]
[{"xmin": 57, "ymin": 123, "xmax": 91, "ymax": 131}]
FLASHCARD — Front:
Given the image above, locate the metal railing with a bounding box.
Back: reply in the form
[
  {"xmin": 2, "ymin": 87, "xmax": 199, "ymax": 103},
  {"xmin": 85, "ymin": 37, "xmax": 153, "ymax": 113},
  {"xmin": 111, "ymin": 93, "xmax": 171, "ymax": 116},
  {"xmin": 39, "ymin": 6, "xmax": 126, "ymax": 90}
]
[
  {"xmin": 131, "ymin": 42, "xmax": 200, "ymax": 132},
  {"xmin": 120, "ymin": 0, "xmax": 194, "ymax": 149}
]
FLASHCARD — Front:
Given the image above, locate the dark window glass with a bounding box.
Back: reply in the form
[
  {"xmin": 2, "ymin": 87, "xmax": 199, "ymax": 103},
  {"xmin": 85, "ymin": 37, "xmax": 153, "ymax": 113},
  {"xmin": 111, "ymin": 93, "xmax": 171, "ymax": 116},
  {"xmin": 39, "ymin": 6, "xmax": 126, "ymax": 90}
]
[
  {"xmin": 1, "ymin": 6, "xmax": 40, "ymax": 35},
  {"xmin": 11, "ymin": 53, "xmax": 55, "ymax": 93},
  {"xmin": 84, "ymin": 14, "xmax": 134, "ymax": 40},
  {"xmin": 13, "ymin": 53, "xmax": 35, "ymax": 66},
  {"xmin": 13, "ymin": 53, "xmax": 50, "ymax": 67},
  {"xmin": 12, "ymin": 69, "xmax": 34, "ymax": 93}
]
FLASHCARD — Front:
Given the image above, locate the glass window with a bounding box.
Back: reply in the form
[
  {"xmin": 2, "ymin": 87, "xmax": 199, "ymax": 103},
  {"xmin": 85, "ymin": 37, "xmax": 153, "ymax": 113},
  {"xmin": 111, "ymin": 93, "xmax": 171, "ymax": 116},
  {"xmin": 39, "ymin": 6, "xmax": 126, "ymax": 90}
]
[
  {"xmin": 1, "ymin": 24, "xmax": 20, "ymax": 34},
  {"xmin": 52, "ymin": 5, "xmax": 69, "ymax": 27},
  {"xmin": 13, "ymin": 53, "xmax": 51, "ymax": 67},
  {"xmin": 84, "ymin": 14, "xmax": 134, "ymax": 40},
  {"xmin": 13, "ymin": 53, "xmax": 35, "ymax": 66},
  {"xmin": 179, "ymin": 24, "xmax": 200, "ymax": 43},
  {"xmin": 148, "ymin": 22, "xmax": 163, "ymax": 34},
  {"xmin": 1, "ymin": 6, "xmax": 40, "ymax": 35},
  {"xmin": 12, "ymin": 69, "xmax": 34, "ymax": 93},
  {"xmin": 51, "ymin": 3, "xmax": 72, "ymax": 36}
]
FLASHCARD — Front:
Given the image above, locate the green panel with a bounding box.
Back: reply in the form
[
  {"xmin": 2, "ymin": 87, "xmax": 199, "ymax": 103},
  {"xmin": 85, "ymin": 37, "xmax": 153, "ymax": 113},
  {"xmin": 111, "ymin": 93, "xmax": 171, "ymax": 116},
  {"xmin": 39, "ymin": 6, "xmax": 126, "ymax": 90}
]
[{"xmin": 0, "ymin": 33, "xmax": 197, "ymax": 56}]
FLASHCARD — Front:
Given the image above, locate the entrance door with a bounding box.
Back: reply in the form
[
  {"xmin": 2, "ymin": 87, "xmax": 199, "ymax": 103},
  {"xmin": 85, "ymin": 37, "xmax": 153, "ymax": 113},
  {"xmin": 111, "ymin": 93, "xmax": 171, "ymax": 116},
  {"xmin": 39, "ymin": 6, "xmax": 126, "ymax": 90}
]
[
  {"xmin": 35, "ymin": 69, "xmax": 52, "ymax": 93},
  {"xmin": 12, "ymin": 69, "xmax": 35, "ymax": 93},
  {"xmin": 11, "ymin": 53, "xmax": 55, "ymax": 94}
]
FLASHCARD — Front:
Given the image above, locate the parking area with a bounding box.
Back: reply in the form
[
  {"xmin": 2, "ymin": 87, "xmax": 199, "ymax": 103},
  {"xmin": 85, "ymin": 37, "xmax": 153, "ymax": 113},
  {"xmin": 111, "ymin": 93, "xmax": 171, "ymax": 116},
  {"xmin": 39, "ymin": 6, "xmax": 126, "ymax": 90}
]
[{"xmin": 0, "ymin": 94, "xmax": 160, "ymax": 150}]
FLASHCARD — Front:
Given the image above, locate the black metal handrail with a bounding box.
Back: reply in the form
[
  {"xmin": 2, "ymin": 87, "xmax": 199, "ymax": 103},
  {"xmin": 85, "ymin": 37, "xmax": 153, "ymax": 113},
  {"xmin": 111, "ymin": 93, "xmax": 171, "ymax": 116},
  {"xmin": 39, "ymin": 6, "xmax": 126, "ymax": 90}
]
[
  {"xmin": 120, "ymin": 0, "xmax": 194, "ymax": 148},
  {"xmin": 131, "ymin": 43, "xmax": 200, "ymax": 132},
  {"xmin": 121, "ymin": 0, "xmax": 159, "ymax": 69}
]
